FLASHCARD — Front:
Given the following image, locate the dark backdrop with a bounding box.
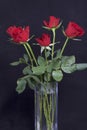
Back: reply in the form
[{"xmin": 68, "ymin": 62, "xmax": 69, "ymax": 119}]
[{"xmin": 0, "ymin": 0, "xmax": 87, "ymax": 130}]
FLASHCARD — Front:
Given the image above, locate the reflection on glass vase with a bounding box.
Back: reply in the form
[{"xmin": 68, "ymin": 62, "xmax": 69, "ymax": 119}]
[{"xmin": 34, "ymin": 82, "xmax": 58, "ymax": 130}]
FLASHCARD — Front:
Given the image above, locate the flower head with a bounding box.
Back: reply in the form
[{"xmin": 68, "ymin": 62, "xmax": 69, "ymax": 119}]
[
  {"xmin": 35, "ymin": 33, "xmax": 51, "ymax": 46},
  {"xmin": 6, "ymin": 26, "xmax": 30, "ymax": 43},
  {"xmin": 43, "ymin": 16, "xmax": 60, "ymax": 29},
  {"xmin": 64, "ymin": 22, "xmax": 85, "ymax": 38}
]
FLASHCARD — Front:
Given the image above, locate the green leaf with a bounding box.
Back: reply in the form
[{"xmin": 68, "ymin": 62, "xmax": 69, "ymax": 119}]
[
  {"xmin": 61, "ymin": 64, "xmax": 77, "ymax": 73},
  {"xmin": 47, "ymin": 59, "xmax": 61, "ymax": 72},
  {"xmin": 38, "ymin": 56, "xmax": 46, "ymax": 65},
  {"xmin": 22, "ymin": 66, "xmax": 32, "ymax": 75},
  {"xmin": 10, "ymin": 61, "xmax": 20, "ymax": 66},
  {"xmin": 31, "ymin": 75, "xmax": 41, "ymax": 84},
  {"xmin": 47, "ymin": 62, "xmax": 54, "ymax": 73},
  {"xmin": 76, "ymin": 63, "xmax": 87, "ymax": 70},
  {"xmin": 61, "ymin": 56, "xmax": 76, "ymax": 73},
  {"xmin": 53, "ymin": 60, "xmax": 61, "ymax": 70},
  {"xmin": 56, "ymin": 49, "xmax": 61, "ymax": 57},
  {"xmin": 16, "ymin": 79, "xmax": 26, "ymax": 94},
  {"xmin": 27, "ymin": 75, "xmax": 43, "ymax": 89},
  {"xmin": 32, "ymin": 65, "xmax": 46, "ymax": 75},
  {"xmin": 27, "ymin": 78, "xmax": 35, "ymax": 90},
  {"xmin": 19, "ymin": 58, "xmax": 27, "ymax": 64},
  {"xmin": 45, "ymin": 51, "xmax": 51, "ymax": 58},
  {"xmin": 23, "ymin": 54, "xmax": 29, "ymax": 62},
  {"xmin": 62, "ymin": 56, "xmax": 75, "ymax": 65},
  {"xmin": 52, "ymin": 70, "xmax": 63, "ymax": 82},
  {"xmin": 44, "ymin": 73, "xmax": 51, "ymax": 82}
]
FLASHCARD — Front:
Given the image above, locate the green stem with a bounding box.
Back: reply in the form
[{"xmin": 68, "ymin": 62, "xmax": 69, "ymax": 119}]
[
  {"xmin": 60, "ymin": 37, "xmax": 69, "ymax": 57},
  {"xmin": 43, "ymin": 85, "xmax": 53, "ymax": 130},
  {"xmin": 23, "ymin": 44, "xmax": 33, "ymax": 66},
  {"xmin": 43, "ymin": 93, "xmax": 51, "ymax": 130},
  {"xmin": 45, "ymin": 48, "xmax": 48, "ymax": 65},
  {"xmin": 45, "ymin": 48, "xmax": 49, "ymax": 82},
  {"xmin": 52, "ymin": 29, "xmax": 56, "ymax": 60},
  {"xmin": 26, "ymin": 43, "xmax": 38, "ymax": 66},
  {"xmin": 40, "ymin": 95, "xmax": 42, "ymax": 130}
]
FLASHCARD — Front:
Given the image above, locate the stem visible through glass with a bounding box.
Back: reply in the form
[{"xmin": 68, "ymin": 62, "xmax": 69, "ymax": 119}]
[
  {"xmin": 35, "ymin": 82, "xmax": 58, "ymax": 130},
  {"xmin": 40, "ymin": 84, "xmax": 55, "ymax": 130}
]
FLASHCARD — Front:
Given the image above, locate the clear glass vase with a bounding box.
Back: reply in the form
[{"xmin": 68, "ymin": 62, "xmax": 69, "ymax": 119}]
[{"xmin": 34, "ymin": 82, "xmax": 58, "ymax": 130}]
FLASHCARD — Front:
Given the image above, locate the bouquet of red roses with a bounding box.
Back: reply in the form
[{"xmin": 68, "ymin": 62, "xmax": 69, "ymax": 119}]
[{"xmin": 6, "ymin": 16, "xmax": 86, "ymax": 93}]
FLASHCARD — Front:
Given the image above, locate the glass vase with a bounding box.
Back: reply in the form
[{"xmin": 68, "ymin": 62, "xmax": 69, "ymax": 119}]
[{"xmin": 34, "ymin": 82, "xmax": 58, "ymax": 130}]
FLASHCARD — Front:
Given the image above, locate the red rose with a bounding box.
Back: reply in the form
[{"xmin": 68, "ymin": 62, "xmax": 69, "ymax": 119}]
[
  {"xmin": 64, "ymin": 22, "xmax": 85, "ymax": 38},
  {"xmin": 43, "ymin": 16, "xmax": 60, "ymax": 29},
  {"xmin": 6, "ymin": 26, "xmax": 30, "ymax": 43},
  {"xmin": 36, "ymin": 33, "xmax": 51, "ymax": 46}
]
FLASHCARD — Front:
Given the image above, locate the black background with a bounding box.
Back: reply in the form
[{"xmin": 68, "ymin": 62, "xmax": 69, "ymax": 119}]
[{"xmin": 0, "ymin": 0, "xmax": 87, "ymax": 130}]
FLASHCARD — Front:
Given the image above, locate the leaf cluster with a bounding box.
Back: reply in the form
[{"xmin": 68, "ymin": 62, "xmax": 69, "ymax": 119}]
[{"xmin": 11, "ymin": 51, "xmax": 87, "ymax": 94}]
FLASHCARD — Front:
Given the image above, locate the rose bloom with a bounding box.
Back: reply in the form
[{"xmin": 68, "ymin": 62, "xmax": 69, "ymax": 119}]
[
  {"xmin": 6, "ymin": 26, "xmax": 30, "ymax": 43},
  {"xmin": 65, "ymin": 22, "xmax": 85, "ymax": 38},
  {"xmin": 35, "ymin": 33, "xmax": 51, "ymax": 46},
  {"xmin": 43, "ymin": 16, "xmax": 60, "ymax": 29}
]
